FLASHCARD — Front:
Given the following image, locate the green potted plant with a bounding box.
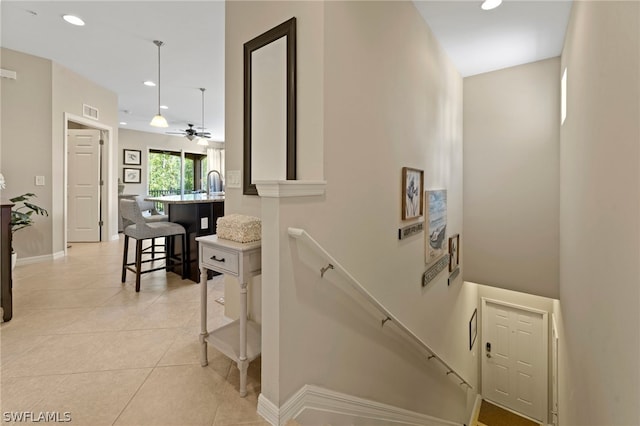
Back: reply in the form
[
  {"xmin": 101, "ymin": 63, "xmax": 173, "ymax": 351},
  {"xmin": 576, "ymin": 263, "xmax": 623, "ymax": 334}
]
[{"xmin": 10, "ymin": 193, "xmax": 49, "ymax": 268}]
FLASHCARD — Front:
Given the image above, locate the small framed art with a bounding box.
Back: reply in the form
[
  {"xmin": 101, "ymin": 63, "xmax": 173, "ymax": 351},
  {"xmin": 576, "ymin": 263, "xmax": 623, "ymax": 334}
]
[
  {"xmin": 123, "ymin": 149, "xmax": 141, "ymax": 165},
  {"xmin": 123, "ymin": 168, "xmax": 141, "ymax": 184},
  {"xmin": 469, "ymin": 308, "xmax": 477, "ymax": 350},
  {"xmin": 402, "ymin": 167, "xmax": 424, "ymax": 220},
  {"xmin": 449, "ymin": 233, "xmax": 460, "ymax": 272}
]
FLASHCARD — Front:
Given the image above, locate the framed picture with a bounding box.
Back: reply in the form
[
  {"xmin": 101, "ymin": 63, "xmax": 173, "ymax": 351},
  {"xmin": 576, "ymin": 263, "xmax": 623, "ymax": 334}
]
[
  {"xmin": 123, "ymin": 149, "xmax": 141, "ymax": 165},
  {"xmin": 123, "ymin": 168, "xmax": 141, "ymax": 183},
  {"xmin": 469, "ymin": 308, "xmax": 478, "ymax": 350},
  {"xmin": 449, "ymin": 233, "xmax": 460, "ymax": 272},
  {"xmin": 425, "ymin": 189, "xmax": 447, "ymax": 265},
  {"xmin": 402, "ymin": 167, "xmax": 424, "ymax": 220}
]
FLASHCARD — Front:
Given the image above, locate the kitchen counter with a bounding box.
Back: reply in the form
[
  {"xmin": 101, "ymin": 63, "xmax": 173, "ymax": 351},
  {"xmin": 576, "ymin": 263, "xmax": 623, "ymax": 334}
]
[
  {"xmin": 144, "ymin": 193, "xmax": 225, "ymax": 204},
  {"xmin": 144, "ymin": 193, "xmax": 225, "ymax": 282}
]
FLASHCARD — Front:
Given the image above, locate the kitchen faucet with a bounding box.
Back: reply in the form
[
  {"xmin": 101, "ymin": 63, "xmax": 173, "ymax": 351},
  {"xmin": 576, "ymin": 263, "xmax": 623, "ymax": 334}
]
[{"xmin": 206, "ymin": 170, "xmax": 224, "ymax": 195}]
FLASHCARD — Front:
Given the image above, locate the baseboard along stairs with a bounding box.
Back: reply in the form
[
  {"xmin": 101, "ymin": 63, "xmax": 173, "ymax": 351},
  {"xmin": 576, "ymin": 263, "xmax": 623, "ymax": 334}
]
[{"xmin": 258, "ymin": 385, "xmax": 464, "ymax": 426}]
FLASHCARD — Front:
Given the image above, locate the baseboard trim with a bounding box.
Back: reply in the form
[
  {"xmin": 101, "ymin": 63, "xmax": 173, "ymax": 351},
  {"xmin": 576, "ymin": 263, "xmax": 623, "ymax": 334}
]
[
  {"xmin": 468, "ymin": 394, "xmax": 482, "ymax": 426},
  {"xmin": 15, "ymin": 251, "xmax": 65, "ymax": 266},
  {"xmin": 263, "ymin": 385, "xmax": 462, "ymax": 426},
  {"xmin": 257, "ymin": 394, "xmax": 280, "ymax": 426}
]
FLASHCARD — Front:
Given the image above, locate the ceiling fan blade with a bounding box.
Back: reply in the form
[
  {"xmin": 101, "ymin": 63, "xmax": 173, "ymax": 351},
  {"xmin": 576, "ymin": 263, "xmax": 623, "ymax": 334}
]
[{"xmin": 166, "ymin": 131, "xmax": 187, "ymax": 135}]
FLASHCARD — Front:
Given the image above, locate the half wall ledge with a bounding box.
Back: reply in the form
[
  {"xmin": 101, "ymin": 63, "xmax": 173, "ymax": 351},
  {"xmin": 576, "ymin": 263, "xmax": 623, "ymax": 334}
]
[{"xmin": 255, "ymin": 180, "xmax": 327, "ymax": 198}]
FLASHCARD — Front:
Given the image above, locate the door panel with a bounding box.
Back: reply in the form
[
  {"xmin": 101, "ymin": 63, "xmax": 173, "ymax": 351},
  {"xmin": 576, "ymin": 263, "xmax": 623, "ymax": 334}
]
[
  {"xmin": 482, "ymin": 300, "xmax": 547, "ymax": 423},
  {"xmin": 68, "ymin": 129, "xmax": 101, "ymax": 242}
]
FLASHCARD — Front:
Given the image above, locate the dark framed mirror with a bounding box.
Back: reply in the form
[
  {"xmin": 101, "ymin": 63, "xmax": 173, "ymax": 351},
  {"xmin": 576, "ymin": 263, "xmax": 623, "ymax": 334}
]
[{"xmin": 243, "ymin": 17, "xmax": 297, "ymax": 195}]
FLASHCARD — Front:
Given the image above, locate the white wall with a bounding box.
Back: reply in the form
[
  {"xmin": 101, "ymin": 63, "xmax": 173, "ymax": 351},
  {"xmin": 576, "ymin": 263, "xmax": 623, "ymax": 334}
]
[
  {"xmin": 558, "ymin": 1, "xmax": 640, "ymax": 424},
  {"xmin": 1, "ymin": 48, "xmax": 53, "ymax": 257},
  {"xmin": 1, "ymin": 48, "xmax": 119, "ymax": 257},
  {"xmin": 227, "ymin": 1, "xmax": 476, "ymax": 422},
  {"xmin": 463, "ymin": 58, "xmax": 560, "ymax": 299}
]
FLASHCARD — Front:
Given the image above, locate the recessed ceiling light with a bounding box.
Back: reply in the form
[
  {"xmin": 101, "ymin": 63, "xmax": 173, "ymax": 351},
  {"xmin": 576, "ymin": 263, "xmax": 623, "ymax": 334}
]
[
  {"xmin": 62, "ymin": 14, "xmax": 85, "ymax": 26},
  {"xmin": 120, "ymin": 122, "xmax": 127, "ymax": 125},
  {"xmin": 481, "ymin": 0, "xmax": 502, "ymax": 11},
  {"xmin": 143, "ymin": 81, "xmax": 156, "ymax": 87},
  {"xmin": 160, "ymin": 105, "xmax": 168, "ymax": 110}
]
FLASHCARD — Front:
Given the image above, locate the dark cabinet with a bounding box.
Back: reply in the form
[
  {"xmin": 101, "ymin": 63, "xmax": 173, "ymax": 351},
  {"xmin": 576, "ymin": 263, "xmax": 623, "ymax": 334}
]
[
  {"xmin": 1, "ymin": 202, "xmax": 14, "ymax": 322},
  {"xmin": 167, "ymin": 201, "xmax": 224, "ymax": 282}
]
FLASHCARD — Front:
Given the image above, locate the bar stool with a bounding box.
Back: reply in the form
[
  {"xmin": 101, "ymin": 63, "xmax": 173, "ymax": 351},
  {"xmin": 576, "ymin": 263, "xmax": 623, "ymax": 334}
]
[
  {"xmin": 120, "ymin": 199, "xmax": 187, "ymax": 292},
  {"xmin": 135, "ymin": 195, "xmax": 168, "ymax": 256}
]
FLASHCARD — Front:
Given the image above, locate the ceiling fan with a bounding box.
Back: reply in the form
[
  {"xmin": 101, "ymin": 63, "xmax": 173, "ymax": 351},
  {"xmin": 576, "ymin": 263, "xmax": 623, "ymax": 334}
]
[
  {"xmin": 166, "ymin": 123, "xmax": 210, "ymax": 141},
  {"xmin": 166, "ymin": 88, "xmax": 212, "ymax": 141}
]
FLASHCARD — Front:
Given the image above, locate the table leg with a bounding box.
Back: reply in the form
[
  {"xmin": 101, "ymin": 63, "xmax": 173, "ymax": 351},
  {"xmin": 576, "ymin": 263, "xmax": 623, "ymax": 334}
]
[
  {"xmin": 239, "ymin": 281, "xmax": 248, "ymax": 397},
  {"xmin": 238, "ymin": 359, "xmax": 249, "ymax": 398},
  {"xmin": 199, "ymin": 266, "xmax": 209, "ymax": 367}
]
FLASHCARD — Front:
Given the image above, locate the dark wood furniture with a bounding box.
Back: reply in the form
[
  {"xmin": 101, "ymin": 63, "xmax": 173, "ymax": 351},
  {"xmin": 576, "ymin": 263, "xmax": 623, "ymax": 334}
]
[
  {"xmin": 144, "ymin": 195, "xmax": 224, "ymax": 282},
  {"xmin": 1, "ymin": 201, "xmax": 14, "ymax": 322}
]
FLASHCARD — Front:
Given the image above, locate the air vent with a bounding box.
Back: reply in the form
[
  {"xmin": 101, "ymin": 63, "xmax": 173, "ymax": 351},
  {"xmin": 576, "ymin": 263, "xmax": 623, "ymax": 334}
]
[
  {"xmin": 83, "ymin": 104, "xmax": 99, "ymax": 120},
  {"xmin": 0, "ymin": 68, "xmax": 17, "ymax": 80}
]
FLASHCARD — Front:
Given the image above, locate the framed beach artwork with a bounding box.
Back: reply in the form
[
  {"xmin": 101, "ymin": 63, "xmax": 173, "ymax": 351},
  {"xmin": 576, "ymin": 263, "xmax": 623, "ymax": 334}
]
[
  {"xmin": 425, "ymin": 189, "xmax": 447, "ymax": 265},
  {"xmin": 402, "ymin": 167, "xmax": 424, "ymax": 220}
]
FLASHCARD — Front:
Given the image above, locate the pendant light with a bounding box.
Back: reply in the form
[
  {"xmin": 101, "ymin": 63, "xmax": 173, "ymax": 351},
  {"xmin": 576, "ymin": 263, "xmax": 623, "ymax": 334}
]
[
  {"xmin": 197, "ymin": 88, "xmax": 209, "ymax": 145},
  {"xmin": 150, "ymin": 40, "xmax": 169, "ymax": 127}
]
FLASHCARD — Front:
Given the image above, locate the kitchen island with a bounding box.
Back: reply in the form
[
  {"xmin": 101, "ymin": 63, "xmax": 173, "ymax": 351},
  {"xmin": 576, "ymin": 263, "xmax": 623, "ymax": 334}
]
[{"xmin": 144, "ymin": 193, "xmax": 224, "ymax": 282}]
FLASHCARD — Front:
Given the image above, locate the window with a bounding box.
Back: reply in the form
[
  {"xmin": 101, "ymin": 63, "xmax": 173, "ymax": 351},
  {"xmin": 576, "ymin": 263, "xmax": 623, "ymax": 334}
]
[
  {"xmin": 561, "ymin": 68, "xmax": 567, "ymax": 125},
  {"xmin": 148, "ymin": 150, "xmax": 208, "ymax": 199}
]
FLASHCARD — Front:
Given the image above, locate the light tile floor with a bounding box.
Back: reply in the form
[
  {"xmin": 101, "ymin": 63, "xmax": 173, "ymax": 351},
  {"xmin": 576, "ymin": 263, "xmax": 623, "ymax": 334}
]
[{"xmin": 0, "ymin": 237, "xmax": 268, "ymax": 426}]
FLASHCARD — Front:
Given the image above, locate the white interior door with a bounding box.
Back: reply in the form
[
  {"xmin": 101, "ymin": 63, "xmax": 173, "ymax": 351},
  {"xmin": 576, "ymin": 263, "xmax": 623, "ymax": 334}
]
[
  {"xmin": 482, "ymin": 299, "xmax": 548, "ymax": 423},
  {"xmin": 68, "ymin": 129, "xmax": 101, "ymax": 242}
]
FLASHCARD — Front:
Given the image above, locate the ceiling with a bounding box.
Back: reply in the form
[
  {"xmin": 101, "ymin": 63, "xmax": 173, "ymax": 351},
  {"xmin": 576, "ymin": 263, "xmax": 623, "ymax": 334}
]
[
  {"xmin": 1, "ymin": 1, "xmax": 225, "ymax": 141},
  {"xmin": 1, "ymin": 1, "xmax": 572, "ymax": 141},
  {"xmin": 414, "ymin": 0, "xmax": 573, "ymax": 77}
]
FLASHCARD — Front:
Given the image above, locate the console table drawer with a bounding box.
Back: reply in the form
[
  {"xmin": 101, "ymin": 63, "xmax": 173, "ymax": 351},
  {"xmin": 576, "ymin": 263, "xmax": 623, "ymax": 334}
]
[{"xmin": 201, "ymin": 245, "xmax": 239, "ymax": 275}]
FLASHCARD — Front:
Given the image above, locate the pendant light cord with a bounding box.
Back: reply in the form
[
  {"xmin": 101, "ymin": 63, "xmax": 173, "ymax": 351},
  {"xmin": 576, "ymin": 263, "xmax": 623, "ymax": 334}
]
[
  {"xmin": 201, "ymin": 88, "xmax": 205, "ymax": 134},
  {"xmin": 154, "ymin": 40, "xmax": 164, "ymax": 115}
]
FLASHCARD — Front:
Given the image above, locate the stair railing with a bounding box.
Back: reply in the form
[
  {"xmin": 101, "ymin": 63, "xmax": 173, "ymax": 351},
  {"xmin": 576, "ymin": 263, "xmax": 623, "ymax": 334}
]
[{"xmin": 288, "ymin": 227, "xmax": 473, "ymax": 390}]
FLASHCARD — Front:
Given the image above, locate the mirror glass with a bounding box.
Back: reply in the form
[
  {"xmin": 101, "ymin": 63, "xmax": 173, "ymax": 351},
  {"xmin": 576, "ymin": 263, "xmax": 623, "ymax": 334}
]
[
  {"xmin": 243, "ymin": 18, "xmax": 296, "ymax": 195},
  {"xmin": 251, "ymin": 38, "xmax": 286, "ymax": 182}
]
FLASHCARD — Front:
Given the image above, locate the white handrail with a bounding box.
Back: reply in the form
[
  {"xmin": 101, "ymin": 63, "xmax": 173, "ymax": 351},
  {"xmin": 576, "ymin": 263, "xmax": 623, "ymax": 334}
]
[{"xmin": 288, "ymin": 227, "xmax": 473, "ymax": 390}]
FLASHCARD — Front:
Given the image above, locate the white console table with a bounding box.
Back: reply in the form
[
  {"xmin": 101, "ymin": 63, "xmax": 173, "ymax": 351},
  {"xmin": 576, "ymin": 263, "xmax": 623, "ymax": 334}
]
[{"xmin": 196, "ymin": 234, "xmax": 261, "ymax": 397}]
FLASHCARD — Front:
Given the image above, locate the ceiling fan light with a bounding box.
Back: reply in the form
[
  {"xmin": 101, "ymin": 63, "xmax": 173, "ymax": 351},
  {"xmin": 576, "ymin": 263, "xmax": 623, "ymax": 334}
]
[
  {"xmin": 197, "ymin": 137, "xmax": 209, "ymax": 146},
  {"xmin": 150, "ymin": 114, "xmax": 168, "ymax": 128},
  {"xmin": 481, "ymin": 0, "xmax": 502, "ymax": 11},
  {"xmin": 186, "ymin": 134, "xmax": 196, "ymax": 141},
  {"xmin": 63, "ymin": 14, "xmax": 85, "ymax": 26}
]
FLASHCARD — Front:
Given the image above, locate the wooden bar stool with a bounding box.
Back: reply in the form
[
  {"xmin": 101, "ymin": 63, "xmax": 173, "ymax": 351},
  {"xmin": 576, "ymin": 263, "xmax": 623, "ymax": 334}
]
[{"xmin": 120, "ymin": 199, "xmax": 187, "ymax": 291}]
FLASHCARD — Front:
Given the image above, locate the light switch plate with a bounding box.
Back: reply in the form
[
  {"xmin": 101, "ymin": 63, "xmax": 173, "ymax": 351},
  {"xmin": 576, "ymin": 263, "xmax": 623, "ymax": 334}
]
[
  {"xmin": 226, "ymin": 170, "xmax": 241, "ymax": 188},
  {"xmin": 35, "ymin": 175, "xmax": 45, "ymax": 186},
  {"xmin": 200, "ymin": 217, "xmax": 209, "ymax": 229}
]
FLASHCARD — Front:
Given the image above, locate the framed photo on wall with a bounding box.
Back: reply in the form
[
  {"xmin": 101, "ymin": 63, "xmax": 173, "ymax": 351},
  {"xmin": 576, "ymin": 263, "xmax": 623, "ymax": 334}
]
[
  {"xmin": 402, "ymin": 167, "xmax": 424, "ymax": 220},
  {"xmin": 425, "ymin": 189, "xmax": 447, "ymax": 265},
  {"xmin": 123, "ymin": 149, "xmax": 141, "ymax": 165},
  {"xmin": 469, "ymin": 308, "xmax": 477, "ymax": 350},
  {"xmin": 449, "ymin": 233, "xmax": 460, "ymax": 272},
  {"xmin": 123, "ymin": 168, "xmax": 141, "ymax": 184}
]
